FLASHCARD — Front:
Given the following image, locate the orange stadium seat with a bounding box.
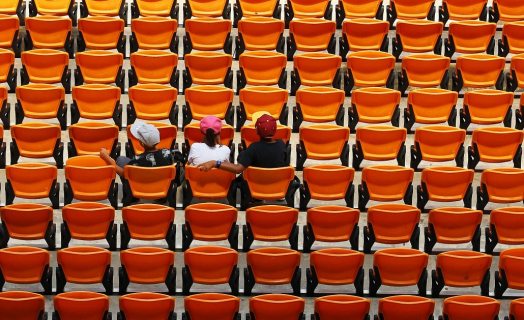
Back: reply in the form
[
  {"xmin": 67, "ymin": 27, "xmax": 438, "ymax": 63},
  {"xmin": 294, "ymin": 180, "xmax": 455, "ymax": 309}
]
[
  {"xmin": 119, "ymin": 247, "xmax": 176, "ymax": 294},
  {"xmin": 393, "ymin": 20, "xmax": 443, "ymax": 58},
  {"xmin": 293, "ymin": 87, "xmax": 343, "ymax": 132},
  {"xmin": 184, "ymin": 293, "xmax": 240, "ymax": 320},
  {"xmin": 75, "ymin": 50, "xmax": 124, "ymax": 93},
  {"xmin": 398, "ymin": 54, "xmax": 450, "ymax": 95},
  {"xmin": 183, "ymin": 52, "xmax": 233, "ymax": 90},
  {"xmin": 243, "ymin": 205, "xmax": 299, "ymax": 251},
  {"xmin": 130, "ymin": 17, "xmax": 178, "ymax": 54},
  {"xmin": 183, "ymin": 166, "xmax": 236, "ymax": 208},
  {"xmin": 64, "ymin": 155, "xmax": 118, "ymax": 208},
  {"xmin": 29, "ymin": 0, "xmax": 77, "ymax": 25},
  {"xmin": 303, "ymin": 206, "xmax": 360, "ymax": 252},
  {"xmin": 245, "ymin": 248, "xmax": 301, "ymax": 295},
  {"xmin": 469, "ymin": 127, "xmax": 523, "ymax": 170},
  {"xmin": 365, "ymin": 203, "xmax": 421, "ymax": 253},
  {"xmin": 432, "ymin": 251, "xmax": 491, "ymax": 297},
  {"xmin": 10, "ymin": 123, "xmax": 63, "ymax": 167},
  {"xmin": 285, "ymin": 0, "xmax": 332, "ymax": 27},
  {"xmin": 411, "ymin": 125, "xmax": 466, "ymax": 170},
  {"xmin": 461, "ymin": 90, "xmax": 513, "ymax": 130},
  {"xmin": 353, "ymin": 125, "xmax": 407, "ymax": 169},
  {"xmin": 477, "ymin": 168, "xmax": 524, "ymax": 210},
  {"xmin": 184, "ymin": 18, "xmax": 232, "ymax": 55},
  {"xmin": 314, "ymin": 295, "xmax": 370, "ymax": 320},
  {"xmin": 369, "ymin": 248, "xmax": 429, "ymax": 296},
  {"xmin": 239, "ymin": 124, "xmax": 291, "ymax": 162},
  {"xmin": 291, "ymin": 53, "xmax": 342, "ymax": 96},
  {"xmin": 123, "ymin": 165, "xmax": 177, "ymax": 207},
  {"xmin": 127, "ymin": 84, "xmax": 178, "ymax": 126},
  {"xmin": 56, "ymin": 246, "xmax": 113, "ymax": 294},
  {"xmin": 0, "ymin": 15, "xmax": 21, "ymax": 57},
  {"xmin": 61, "ymin": 202, "xmax": 116, "ymax": 250},
  {"xmin": 183, "ymin": 246, "xmax": 239, "ymax": 294},
  {"xmin": 445, "ymin": 21, "xmax": 496, "ymax": 57},
  {"xmin": 358, "ymin": 165, "xmax": 414, "ymax": 210},
  {"xmin": 417, "ymin": 167, "xmax": 474, "ymax": 210},
  {"xmin": 24, "ymin": 16, "xmax": 73, "ymax": 58},
  {"xmin": 287, "ymin": 18, "xmax": 336, "ymax": 60},
  {"xmin": 0, "ymin": 1, "xmax": 26, "ymax": 25},
  {"xmin": 349, "ymin": 87, "xmax": 401, "ymax": 132},
  {"xmin": 77, "ymin": 16, "xmax": 125, "ymax": 55},
  {"xmin": 21, "ymin": 49, "xmax": 70, "ymax": 92},
  {"xmin": 441, "ymin": 296, "xmax": 500, "ymax": 320},
  {"xmin": 121, "ymin": 204, "xmax": 176, "ymax": 250},
  {"xmin": 300, "ymin": 164, "xmax": 354, "ymax": 209},
  {"xmin": 0, "ymin": 203, "xmax": 55, "ymax": 249},
  {"xmin": 128, "ymin": 50, "xmax": 178, "ymax": 88},
  {"xmin": 386, "ymin": 0, "xmax": 436, "ymax": 23},
  {"xmin": 183, "ymin": 203, "xmax": 237, "ymax": 250},
  {"xmin": 237, "ymin": 51, "xmax": 287, "ymax": 90},
  {"xmin": 439, "ymin": 0, "xmax": 488, "ymax": 24},
  {"xmin": 238, "ymin": 86, "xmax": 288, "ymax": 130},
  {"xmin": 495, "ymin": 248, "xmax": 524, "ymax": 297},
  {"xmin": 233, "ymin": 0, "xmax": 281, "ymax": 27},
  {"xmin": 53, "ymin": 291, "xmax": 110, "ymax": 320},
  {"xmin": 131, "ymin": 0, "xmax": 178, "ymax": 18},
  {"xmin": 183, "ymin": 0, "xmax": 231, "ymax": 21},
  {"xmin": 119, "ymin": 292, "xmax": 175, "ymax": 320},
  {"xmin": 5, "ymin": 163, "xmax": 59, "ymax": 208},
  {"xmin": 15, "ymin": 84, "xmax": 66, "ymax": 130},
  {"xmin": 507, "ymin": 53, "xmax": 524, "ymax": 92},
  {"xmin": 452, "ymin": 54, "xmax": 505, "ymax": 92},
  {"xmin": 0, "ymin": 246, "xmax": 51, "ymax": 293},
  {"xmin": 424, "ymin": 207, "xmax": 482, "ymax": 254},
  {"xmin": 499, "ymin": 21, "xmax": 524, "ymax": 57},
  {"xmin": 489, "ymin": 0, "xmax": 524, "ymax": 22},
  {"xmin": 377, "ymin": 296, "xmax": 435, "ymax": 320},
  {"xmin": 0, "ymin": 49, "xmax": 15, "ymax": 94},
  {"xmin": 248, "ymin": 294, "xmax": 304, "ymax": 320},
  {"xmin": 339, "ymin": 19, "xmax": 389, "ymax": 59},
  {"xmin": 486, "ymin": 207, "xmax": 524, "ymax": 254},
  {"xmin": 80, "ymin": 0, "xmax": 128, "ymax": 23},
  {"xmin": 404, "ymin": 88, "xmax": 458, "ymax": 133},
  {"xmin": 68, "ymin": 122, "xmax": 120, "ymax": 159},
  {"xmin": 235, "ymin": 17, "xmax": 284, "ymax": 58},
  {"xmin": 344, "ymin": 51, "xmax": 395, "ymax": 95},
  {"xmin": 509, "ymin": 298, "xmax": 524, "ymax": 320},
  {"xmin": 240, "ymin": 166, "xmax": 300, "ymax": 210},
  {"xmin": 71, "ymin": 84, "xmax": 122, "ymax": 128},
  {"xmin": 335, "ymin": 0, "xmax": 384, "ymax": 28},
  {"xmin": 125, "ymin": 122, "xmax": 177, "ymax": 157},
  {"xmin": 183, "ymin": 122, "xmax": 235, "ymax": 160},
  {"xmin": 308, "ymin": 248, "xmax": 365, "ymax": 296},
  {"xmin": 296, "ymin": 124, "xmax": 350, "ymax": 169},
  {"xmin": 0, "ymin": 291, "xmax": 46, "ymax": 320},
  {"xmin": 184, "ymin": 86, "xmax": 234, "ymax": 128}
]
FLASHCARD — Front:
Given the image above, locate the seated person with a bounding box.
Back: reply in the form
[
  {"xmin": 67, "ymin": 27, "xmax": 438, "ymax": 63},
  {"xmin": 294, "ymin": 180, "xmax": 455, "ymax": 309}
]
[{"xmin": 188, "ymin": 115, "xmax": 231, "ymax": 166}]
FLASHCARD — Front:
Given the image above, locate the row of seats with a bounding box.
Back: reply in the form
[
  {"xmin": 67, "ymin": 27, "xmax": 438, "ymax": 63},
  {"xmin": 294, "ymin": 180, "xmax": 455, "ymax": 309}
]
[{"xmin": 3, "ymin": 291, "xmax": 521, "ymax": 320}]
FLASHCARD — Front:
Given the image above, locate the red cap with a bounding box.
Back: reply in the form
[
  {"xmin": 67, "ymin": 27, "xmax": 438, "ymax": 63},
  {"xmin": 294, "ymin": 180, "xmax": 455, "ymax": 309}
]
[{"xmin": 255, "ymin": 114, "xmax": 277, "ymax": 138}]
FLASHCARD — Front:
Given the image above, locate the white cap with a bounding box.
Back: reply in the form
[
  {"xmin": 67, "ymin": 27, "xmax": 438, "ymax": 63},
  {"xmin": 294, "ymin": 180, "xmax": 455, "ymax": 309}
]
[{"xmin": 130, "ymin": 121, "xmax": 160, "ymax": 147}]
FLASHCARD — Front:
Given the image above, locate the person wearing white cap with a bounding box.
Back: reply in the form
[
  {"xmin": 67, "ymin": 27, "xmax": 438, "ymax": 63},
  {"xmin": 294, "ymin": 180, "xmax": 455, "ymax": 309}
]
[{"xmin": 100, "ymin": 121, "xmax": 174, "ymax": 177}]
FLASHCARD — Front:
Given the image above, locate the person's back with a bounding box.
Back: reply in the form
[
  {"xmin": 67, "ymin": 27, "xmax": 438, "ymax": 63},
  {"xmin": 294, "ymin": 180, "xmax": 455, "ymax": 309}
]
[{"xmin": 238, "ymin": 139, "xmax": 287, "ymax": 168}]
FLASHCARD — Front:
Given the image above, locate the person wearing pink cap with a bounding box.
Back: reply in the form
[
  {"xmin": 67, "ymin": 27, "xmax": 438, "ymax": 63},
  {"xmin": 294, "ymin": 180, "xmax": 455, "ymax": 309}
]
[{"xmin": 188, "ymin": 116, "xmax": 231, "ymax": 166}]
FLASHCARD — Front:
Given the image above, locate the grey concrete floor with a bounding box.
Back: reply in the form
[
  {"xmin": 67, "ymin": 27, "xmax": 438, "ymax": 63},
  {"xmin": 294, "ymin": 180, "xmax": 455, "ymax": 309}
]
[{"xmin": 1, "ymin": 0, "xmax": 524, "ymax": 318}]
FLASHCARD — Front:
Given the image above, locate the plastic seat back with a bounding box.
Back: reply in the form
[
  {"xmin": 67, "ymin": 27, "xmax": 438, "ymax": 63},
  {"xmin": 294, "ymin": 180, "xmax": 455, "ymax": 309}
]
[
  {"xmin": 0, "ymin": 1, "xmax": 22, "ymax": 15},
  {"xmin": 293, "ymin": 53, "xmax": 341, "ymax": 87},
  {"xmin": 130, "ymin": 50, "xmax": 178, "ymax": 84},
  {"xmin": 32, "ymin": 0, "xmax": 73, "ymax": 16},
  {"xmin": 314, "ymin": 295, "xmax": 370, "ymax": 320},
  {"xmin": 184, "ymin": 246, "xmax": 238, "ymax": 284},
  {"xmin": 421, "ymin": 166, "xmax": 474, "ymax": 202},
  {"xmin": 185, "ymin": 18, "xmax": 231, "ymax": 52},
  {"xmin": 83, "ymin": 0, "xmax": 124, "ymax": 16},
  {"xmin": 25, "ymin": 16, "xmax": 72, "ymax": 49},
  {"xmin": 185, "ymin": 203, "xmax": 237, "ymax": 241},
  {"xmin": 16, "ymin": 84, "xmax": 65, "ymax": 120},
  {"xmin": 6, "ymin": 163, "xmax": 57, "ymax": 199},
  {"xmin": 237, "ymin": 17, "xmax": 284, "ymax": 52},
  {"xmin": 249, "ymin": 294, "xmax": 305, "ymax": 320},
  {"xmin": 0, "ymin": 49, "xmax": 14, "ymax": 84},
  {"xmin": 185, "ymin": 166, "xmax": 235, "ymax": 200},
  {"xmin": 501, "ymin": 21, "xmax": 524, "ymax": 54},
  {"xmin": 69, "ymin": 122, "xmax": 119, "ymax": 156},
  {"xmin": 355, "ymin": 125, "xmax": 406, "ymax": 161},
  {"xmin": 124, "ymin": 165, "xmax": 176, "ymax": 200},
  {"xmin": 367, "ymin": 204, "xmax": 421, "ymax": 244},
  {"xmin": 237, "ymin": 0, "xmax": 279, "ymax": 17},
  {"xmin": 119, "ymin": 292, "xmax": 175, "ymax": 320},
  {"xmin": 373, "ymin": 248, "xmax": 429, "ymax": 286},
  {"xmin": 21, "ymin": 49, "xmax": 69, "ymax": 84},
  {"xmin": 341, "ymin": 19, "xmax": 389, "ymax": 52},
  {"xmin": 493, "ymin": 0, "xmax": 524, "ymax": 22},
  {"xmin": 131, "ymin": 17, "xmax": 177, "ymax": 51},
  {"xmin": 0, "ymin": 246, "xmax": 49, "ymax": 284},
  {"xmin": 11, "ymin": 123, "xmax": 61, "ymax": 158},
  {"xmin": 127, "ymin": 122, "xmax": 177, "ymax": 155},
  {"xmin": 246, "ymin": 205, "xmax": 298, "ymax": 241},
  {"xmin": 407, "ymin": 88, "xmax": 458, "ymax": 124},
  {"xmin": 346, "ymin": 51, "xmax": 395, "ymax": 88},
  {"xmin": 448, "ymin": 21, "xmax": 496, "ymax": 54},
  {"xmin": 361, "ymin": 165, "xmax": 414, "ymax": 201},
  {"xmin": 510, "ymin": 54, "xmax": 524, "ymax": 89},
  {"xmin": 185, "ymin": 86, "xmax": 234, "ymax": 121},
  {"xmin": 54, "ymin": 291, "xmax": 110, "ymax": 320},
  {"xmin": 396, "ymin": 20, "xmax": 443, "ymax": 53},
  {"xmin": 122, "ymin": 204, "xmax": 174, "ymax": 240},
  {"xmin": 455, "ymin": 54, "xmax": 505, "ymax": 88},
  {"xmin": 135, "ymin": 0, "xmax": 176, "ymax": 17},
  {"xmin": 243, "ymin": 166, "xmax": 295, "ymax": 200},
  {"xmin": 72, "ymin": 84, "xmax": 121, "ymax": 120},
  {"xmin": 302, "ymin": 164, "xmax": 354, "ymax": 200},
  {"xmin": 436, "ymin": 251, "xmax": 492, "ymax": 287},
  {"xmin": 472, "ymin": 127, "xmax": 523, "ymax": 163},
  {"xmin": 295, "ymin": 87, "xmax": 344, "ymax": 124},
  {"xmin": 0, "ymin": 15, "xmax": 19, "ymax": 50},
  {"xmin": 442, "ymin": 295, "xmax": 500, "ymax": 320},
  {"xmin": 0, "ymin": 203, "xmax": 53, "ymax": 240},
  {"xmin": 509, "ymin": 297, "xmax": 524, "ymax": 320},
  {"xmin": 239, "ymin": 86, "xmax": 288, "ymax": 123},
  {"xmin": 62, "ymin": 202, "xmax": 115, "ymax": 240},
  {"xmin": 351, "ymin": 87, "xmax": 401, "ymax": 124},
  {"xmin": 401, "ymin": 54, "xmax": 450, "ymax": 88},
  {"xmin": 338, "ymin": 0, "xmax": 382, "ymax": 19},
  {"xmin": 78, "ymin": 16, "xmax": 125, "ymax": 50},
  {"xmin": 120, "ymin": 247, "xmax": 174, "ymax": 284},
  {"xmin": 306, "ymin": 206, "xmax": 359, "ymax": 242},
  {"xmin": 288, "ymin": 0, "xmax": 331, "ymax": 18},
  {"xmin": 184, "ymin": 122, "xmax": 235, "ymax": 149},
  {"xmin": 499, "ymin": 247, "xmax": 524, "ymax": 290},
  {"xmin": 247, "ymin": 247, "xmax": 301, "ymax": 284},
  {"xmin": 128, "ymin": 84, "xmax": 177, "ymax": 121},
  {"xmin": 414, "ymin": 125, "xmax": 465, "ymax": 162},
  {"xmin": 299, "ymin": 124, "xmax": 349, "ymax": 160},
  {"xmin": 0, "ymin": 291, "xmax": 46, "ymax": 320},
  {"xmin": 310, "ymin": 248, "xmax": 364, "ymax": 285},
  {"xmin": 463, "ymin": 89, "xmax": 514, "ymax": 125},
  {"xmin": 239, "ymin": 51, "xmax": 286, "ymax": 86},
  {"xmin": 489, "ymin": 207, "xmax": 524, "ymax": 245},
  {"xmin": 442, "ymin": 0, "xmax": 488, "ymax": 20},
  {"xmin": 429, "ymin": 207, "xmax": 482, "ymax": 243},
  {"xmin": 184, "ymin": 293, "xmax": 240, "ymax": 320},
  {"xmin": 389, "ymin": 0, "xmax": 435, "ymax": 20},
  {"xmin": 186, "ymin": 0, "xmax": 229, "ymax": 18},
  {"xmin": 240, "ymin": 124, "xmax": 290, "ymax": 149},
  {"xmin": 288, "ymin": 18, "xmax": 336, "ymax": 52},
  {"xmin": 185, "ymin": 52, "xmax": 232, "ymax": 85},
  {"xmin": 57, "ymin": 246, "xmax": 111, "ymax": 284},
  {"xmin": 76, "ymin": 50, "xmax": 123, "ymax": 84},
  {"xmin": 378, "ymin": 295, "xmax": 435, "ymax": 320},
  {"xmin": 481, "ymin": 168, "xmax": 524, "ymax": 203},
  {"xmin": 65, "ymin": 156, "xmax": 116, "ymax": 201}
]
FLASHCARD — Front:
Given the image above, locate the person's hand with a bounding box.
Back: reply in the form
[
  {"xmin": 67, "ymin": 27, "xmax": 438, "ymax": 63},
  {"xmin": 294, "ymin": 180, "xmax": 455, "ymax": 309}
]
[
  {"xmin": 99, "ymin": 148, "xmax": 111, "ymax": 162},
  {"xmin": 197, "ymin": 161, "xmax": 216, "ymax": 172}
]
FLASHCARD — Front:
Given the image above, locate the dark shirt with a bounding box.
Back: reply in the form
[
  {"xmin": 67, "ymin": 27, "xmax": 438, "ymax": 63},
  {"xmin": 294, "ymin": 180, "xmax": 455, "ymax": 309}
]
[
  {"xmin": 238, "ymin": 139, "xmax": 287, "ymax": 168},
  {"xmin": 128, "ymin": 149, "xmax": 174, "ymax": 167}
]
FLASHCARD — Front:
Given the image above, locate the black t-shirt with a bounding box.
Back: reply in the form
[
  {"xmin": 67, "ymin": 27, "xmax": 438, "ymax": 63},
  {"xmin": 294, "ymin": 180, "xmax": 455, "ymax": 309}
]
[
  {"xmin": 128, "ymin": 149, "xmax": 174, "ymax": 167},
  {"xmin": 238, "ymin": 139, "xmax": 287, "ymax": 168}
]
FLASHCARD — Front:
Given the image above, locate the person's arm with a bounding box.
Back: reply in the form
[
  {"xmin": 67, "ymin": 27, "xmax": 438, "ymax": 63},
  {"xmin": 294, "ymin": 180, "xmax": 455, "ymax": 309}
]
[
  {"xmin": 197, "ymin": 160, "xmax": 245, "ymax": 174},
  {"xmin": 100, "ymin": 148, "xmax": 124, "ymax": 177}
]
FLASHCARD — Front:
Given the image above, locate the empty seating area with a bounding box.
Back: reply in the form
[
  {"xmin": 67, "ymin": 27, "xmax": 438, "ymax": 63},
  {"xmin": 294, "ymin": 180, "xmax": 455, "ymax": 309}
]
[{"xmin": 1, "ymin": 0, "xmax": 524, "ymax": 317}]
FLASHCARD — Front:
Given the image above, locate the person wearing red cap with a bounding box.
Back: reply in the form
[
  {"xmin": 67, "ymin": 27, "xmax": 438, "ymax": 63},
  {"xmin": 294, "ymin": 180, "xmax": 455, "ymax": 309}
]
[{"xmin": 188, "ymin": 115, "xmax": 231, "ymax": 166}]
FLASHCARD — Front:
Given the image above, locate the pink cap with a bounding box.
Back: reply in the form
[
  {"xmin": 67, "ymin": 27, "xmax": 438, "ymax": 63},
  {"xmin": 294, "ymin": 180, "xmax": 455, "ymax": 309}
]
[{"xmin": 200, "ymin": 116, "xmax": 222, "ymax": 134}]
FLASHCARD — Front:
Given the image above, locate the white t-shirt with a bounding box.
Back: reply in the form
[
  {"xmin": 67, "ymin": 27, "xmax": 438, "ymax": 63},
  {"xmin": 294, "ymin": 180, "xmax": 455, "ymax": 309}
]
[{"xmin": 188, "ymin": 143, "xmax": 231, "ymax": 166}]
